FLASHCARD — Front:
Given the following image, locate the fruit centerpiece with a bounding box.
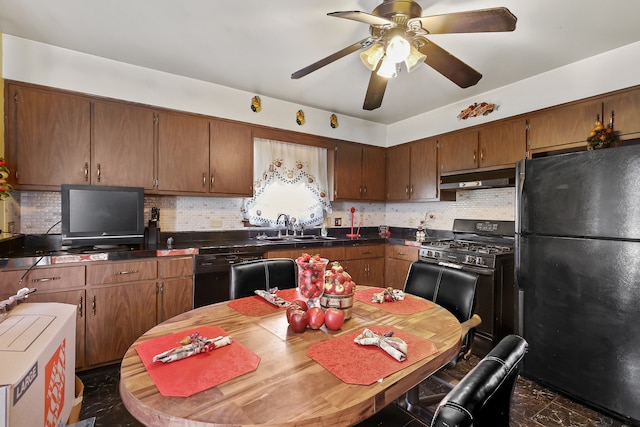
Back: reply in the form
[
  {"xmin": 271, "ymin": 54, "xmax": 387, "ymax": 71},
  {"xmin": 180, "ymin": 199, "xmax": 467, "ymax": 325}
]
[
  {"xmin": 295, "ymin": 253, "xmax": 328, "ymax": 307},
  {"xmin": 320, "ymin": 261, "xmax": 356, "ymax": 319}
]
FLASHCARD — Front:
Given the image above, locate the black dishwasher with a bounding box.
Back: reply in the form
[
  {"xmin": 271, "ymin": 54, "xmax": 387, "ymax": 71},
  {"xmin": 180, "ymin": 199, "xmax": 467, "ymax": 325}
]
[{"xmin": 193, "ymin": 250, "xmax": 264, "ymax": 308}]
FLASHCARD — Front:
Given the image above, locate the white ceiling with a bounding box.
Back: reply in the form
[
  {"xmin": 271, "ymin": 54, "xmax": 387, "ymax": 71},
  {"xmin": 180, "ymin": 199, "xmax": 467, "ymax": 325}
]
[{"xmin": 1, "ymin": 0, "xmax": 640, "ymax": 125}]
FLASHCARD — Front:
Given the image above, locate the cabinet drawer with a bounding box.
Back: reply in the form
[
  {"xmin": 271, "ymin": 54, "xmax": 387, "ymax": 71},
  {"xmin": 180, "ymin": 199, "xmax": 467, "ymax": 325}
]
[
  {"xmin": 158, "ymin": 256, "xmax": 193, "ymax": 279},
  {"xmin": 385, "ymin": 244, "xmax": 419, "ymax": 262},
  {"xmin": 344, "ymin": 244, "xmax": 385, "ymax": 259},
  {"xmin": 87, "ymin": 260, "xmax": 157, "ymax": 285},
  {"xmin": 0, "ymin": 265, "xmax": 85, "ymax": 294}
]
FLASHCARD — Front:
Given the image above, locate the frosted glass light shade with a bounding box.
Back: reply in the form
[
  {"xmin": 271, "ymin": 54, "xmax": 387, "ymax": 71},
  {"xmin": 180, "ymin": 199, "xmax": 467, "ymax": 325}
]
[
  {"xmin": 359, "ymin": 43, "xmax": 384, "ymax": 71},
  {"xmin": 405, "ymin": 45, "xmax": 427, "ymax": 73},
  {"xmin": 376, "ymin": 57, "xmax": 398, "ymax": 79},
  {"xmin": 385, "ymin": 35, "xmax": 410, "ymax": 63}
]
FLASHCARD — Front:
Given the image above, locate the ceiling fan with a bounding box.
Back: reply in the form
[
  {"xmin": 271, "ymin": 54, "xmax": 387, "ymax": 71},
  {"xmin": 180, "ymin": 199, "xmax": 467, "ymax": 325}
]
[{"xmin": 291, "ymin": 1, "xmax": 517, "ymax": 111}]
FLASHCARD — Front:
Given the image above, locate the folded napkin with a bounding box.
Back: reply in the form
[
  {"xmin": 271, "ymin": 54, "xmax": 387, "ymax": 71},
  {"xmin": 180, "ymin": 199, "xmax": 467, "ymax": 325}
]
[
  {"xmin": 152, "ymin": 333, "xmax": 232, "ymax": 363},
  {"xmin": 371, "ymin": 288, "xmax": 405, "ymax": 303},
  {"xmin": 254, "ymin": 289, "xmax": 291, "ymax": 307},
  {"xmin": 354, "ymin": 328, "xmax": 408, "ymax": 362}
]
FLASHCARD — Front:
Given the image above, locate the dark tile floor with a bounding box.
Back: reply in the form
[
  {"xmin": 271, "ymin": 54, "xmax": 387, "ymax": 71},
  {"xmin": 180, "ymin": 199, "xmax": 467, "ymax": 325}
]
[{"xmin": 77, "ymin": 356, "xmax": 633, "ymax": 427}]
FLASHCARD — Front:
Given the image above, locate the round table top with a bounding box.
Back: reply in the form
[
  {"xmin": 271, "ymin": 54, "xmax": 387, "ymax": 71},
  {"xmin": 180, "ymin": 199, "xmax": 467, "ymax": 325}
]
[{"xmin": 120, "ymin": 288, "xmax": 462, "ymax": 427}]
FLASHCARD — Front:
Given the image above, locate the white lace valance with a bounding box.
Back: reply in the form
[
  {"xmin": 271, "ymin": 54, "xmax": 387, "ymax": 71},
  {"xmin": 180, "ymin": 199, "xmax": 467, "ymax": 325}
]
[{"xmin": 242, "ymin": 138, "xmax": 332, "ymax": 227}]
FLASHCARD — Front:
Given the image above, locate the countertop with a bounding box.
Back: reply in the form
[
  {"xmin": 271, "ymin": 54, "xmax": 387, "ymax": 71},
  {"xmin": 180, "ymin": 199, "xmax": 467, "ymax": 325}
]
[{"xmin": 0, "ymin": 227, "xmax": 450, "ymax": 270}]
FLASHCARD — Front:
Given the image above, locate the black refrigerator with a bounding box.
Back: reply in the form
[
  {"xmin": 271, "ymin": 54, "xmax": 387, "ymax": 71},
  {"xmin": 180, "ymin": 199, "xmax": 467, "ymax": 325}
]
[{"xmin": 515, "ymin": 144, "xmax": 640, "ymax": 424}]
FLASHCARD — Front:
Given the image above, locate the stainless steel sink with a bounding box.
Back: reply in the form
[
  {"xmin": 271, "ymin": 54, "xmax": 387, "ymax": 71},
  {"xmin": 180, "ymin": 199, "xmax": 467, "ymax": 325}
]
[{"xmin": 254, "ymin": 235, "xmax": 336, "ymax": 242}]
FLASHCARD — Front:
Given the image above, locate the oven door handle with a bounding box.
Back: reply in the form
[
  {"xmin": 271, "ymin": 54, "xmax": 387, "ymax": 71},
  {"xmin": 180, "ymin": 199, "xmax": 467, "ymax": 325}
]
[{"xmin": 438, "ymin": 261, "xmax": 463, "ymax": 269}]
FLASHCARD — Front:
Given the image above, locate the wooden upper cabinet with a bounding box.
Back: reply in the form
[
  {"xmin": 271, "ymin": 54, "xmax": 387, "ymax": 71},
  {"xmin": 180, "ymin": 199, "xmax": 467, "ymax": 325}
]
[
  {"xmin": 439, "ymin": 130, "xmax": 479, "ymax": 173},
  {"xmin": 386, "ymin": 138, "xmax": 438, "ymax": 201},
  {"xmin": 361, "ymin": 145, "xmax": 386, "ymax": 201},
  {"xmin": 600, "ymin": 87, "xmax": 640, "ymax": 140},
  {"xmin": 334, "ymin": 142, "xmax": 385, "ymax": 201},
  {"xmin": 334, "ymin": 142, "xmax": 363, "ymax": 200},
  {"xmin": 209, "ymin": 120, "xmax": 253, "ymax": 196},
  {"xmin": 409, "ymin": 138, "xmax": 438, "ymax": 200},
  {"xmin": 527, "ymin": 99, "xmax": 602, "ymax": 152},
  {"xmin": 478, "ymin": 119, "xmax": 526, "ymax": 168},
  {"xmin": 92, "ymin": 100, "xmax": 155, "ymax": 189},
  {"xmin": 386, "ymin": 144, "xmax": 411, "ymax": 201},
  {"xmin": 7, "ymin": 83, "xmax": 91, "ymax": 189},
  {"xmin": 157, "ymin": 111, "xmax": 210, "ymax": 193}
]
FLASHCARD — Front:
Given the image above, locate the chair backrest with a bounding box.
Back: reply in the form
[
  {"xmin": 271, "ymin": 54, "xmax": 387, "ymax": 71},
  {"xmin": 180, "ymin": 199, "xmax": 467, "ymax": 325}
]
[
  {"xmin": 230, "ymin": 258, "xmax": 296, "ymax": 299},
  {"xmin": 403, "ymin": 261, "xmax": 479, "ymax": 354},
  {"xmin": 430, "ymin": 335, "xmax": 528, "ymax": 427}
]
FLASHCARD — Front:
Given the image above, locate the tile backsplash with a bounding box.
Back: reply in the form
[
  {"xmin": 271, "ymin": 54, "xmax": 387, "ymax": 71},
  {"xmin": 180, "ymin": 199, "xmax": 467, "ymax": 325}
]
[{"xmin": 6, "ymin": 187, "xmax": 515, "ymax": 235}]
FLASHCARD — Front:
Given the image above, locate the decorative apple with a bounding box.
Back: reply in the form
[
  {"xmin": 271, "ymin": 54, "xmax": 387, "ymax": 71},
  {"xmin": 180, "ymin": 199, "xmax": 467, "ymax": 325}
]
[
  {"xmin": 324, "ymin": 308, "xmax": 345, "ymax": 331},
  {"xmin": 288, "ymin": 309, "xmax": 308, "ymax": 333},
  {"xmin": 307, "ymin": 307, "xmax": 325, "ymax": 330},
  {"xmin": 323, "ymin": 262, "xmax": 356, "ymax": 296}
]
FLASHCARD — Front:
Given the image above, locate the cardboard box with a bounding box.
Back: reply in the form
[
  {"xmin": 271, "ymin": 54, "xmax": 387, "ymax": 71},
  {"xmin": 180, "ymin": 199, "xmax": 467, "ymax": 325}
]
[{"xmin": 0, "ymin": 303, "xmax": 76, "ymax": 427}]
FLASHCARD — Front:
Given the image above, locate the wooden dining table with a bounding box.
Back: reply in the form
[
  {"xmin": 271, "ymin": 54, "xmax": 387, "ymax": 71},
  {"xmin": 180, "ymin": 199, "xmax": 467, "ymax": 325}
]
[{"xmin": 120, "ymin": 287, "xmax": 463, "ymax": 427}]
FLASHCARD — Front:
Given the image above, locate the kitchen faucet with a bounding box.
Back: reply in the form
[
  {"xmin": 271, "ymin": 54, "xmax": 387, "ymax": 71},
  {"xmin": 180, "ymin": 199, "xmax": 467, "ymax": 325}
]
[{"xmin": 276, "ymin": 213, "xmax": 290, "ymax": 237}]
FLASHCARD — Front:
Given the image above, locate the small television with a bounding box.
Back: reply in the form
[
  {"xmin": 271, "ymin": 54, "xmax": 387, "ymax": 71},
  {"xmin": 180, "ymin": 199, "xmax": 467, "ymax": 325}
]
[{"xmin": 61, "ymin": 184, "xmax": 145, "ymax": 249}]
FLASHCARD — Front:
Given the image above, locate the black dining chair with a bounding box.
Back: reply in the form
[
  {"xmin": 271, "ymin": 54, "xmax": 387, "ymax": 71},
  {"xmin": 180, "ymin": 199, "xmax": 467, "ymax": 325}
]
[
  {"xmin": 229, "ymin": 258, "xmax": 296, "ymax": 299},
  {"xmin": 354, "ymin": 334, "xmax": 528, "ymax": 427},
  {"xmin": 403, "ymin": 261, "xmax": 481, "ymax": 415},
  {"xmin": 430, "ymin": 334, "xmax": 528, "ymax": 427}
]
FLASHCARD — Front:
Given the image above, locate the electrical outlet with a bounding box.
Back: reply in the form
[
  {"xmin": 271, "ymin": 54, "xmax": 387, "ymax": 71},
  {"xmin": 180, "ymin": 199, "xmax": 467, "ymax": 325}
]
[
  {"xmin": 210, "ymin": 219, "xmax": 223, "ymax": 228},
  {"xmin": 334, "ymin": 218, "xmax": 342, "ymax": 226}
]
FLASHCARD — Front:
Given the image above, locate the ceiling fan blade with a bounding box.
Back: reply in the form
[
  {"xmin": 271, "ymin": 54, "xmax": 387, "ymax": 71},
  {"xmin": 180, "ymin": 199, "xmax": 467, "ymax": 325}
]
[
  {"xmin": 363, "ymin": 71, "xmax": 388, "ymax": 111},
  {"xmin": 409, "ymin": 7, "xmax": 516, "ymax": 34},
  {"xmin": 418, "ymin": 38, "xmax": 482, "ymax": 88},
  {"xmin": 291, "ymin": 37, "xmax": 372, "ymax": 79},
  {"xmin": 328, "ymin": 11, "xmax": 395, "ymax": 27}
]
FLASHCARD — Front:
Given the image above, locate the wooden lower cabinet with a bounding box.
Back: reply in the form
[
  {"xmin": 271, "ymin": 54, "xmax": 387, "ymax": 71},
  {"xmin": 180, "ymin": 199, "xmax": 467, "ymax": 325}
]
[
  {"xmin": 342, "ymin": 244, "xmax": 385, "ymax": 287},
  {"xmin": 0, "ymin": 256, "xmax": 194, "ymax": 370},
  {"xmin": 86, "ymin": 281, "xmax": 157, "ymax": 366},
  {"xmin": 384, "ymin": 244, "xmax": 419, "ymax": 289},
  {"xmin": 265, "ymin": 246, "xmax": 346, "ymax": 264},
  {"xmin": 157, "ymin": 256, "xmax": 194, "ymax": 323}
]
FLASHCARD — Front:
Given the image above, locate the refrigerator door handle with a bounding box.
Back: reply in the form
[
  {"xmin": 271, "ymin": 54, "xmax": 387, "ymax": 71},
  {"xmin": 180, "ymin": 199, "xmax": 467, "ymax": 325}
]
[{"xmin": 515, "ymin": 159, "xmax": 526, "ymax": 234}]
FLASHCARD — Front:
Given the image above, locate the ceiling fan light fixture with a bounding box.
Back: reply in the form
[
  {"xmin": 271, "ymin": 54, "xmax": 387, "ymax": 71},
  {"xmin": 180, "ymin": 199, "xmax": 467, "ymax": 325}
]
[
  {"xmin": 376, "ymin": 56, "xmax": 398, "ymax": 79},
  {"xmin": 404, "ymin": 44, "xmax": 426, "ymax": 73},
  {"xmin": 385, "ymin": 35, "xmax": 410, "ymax": 63},
  {"xmin": 359, "ymin": 43, "xmax": 385, "ymax": 71}
]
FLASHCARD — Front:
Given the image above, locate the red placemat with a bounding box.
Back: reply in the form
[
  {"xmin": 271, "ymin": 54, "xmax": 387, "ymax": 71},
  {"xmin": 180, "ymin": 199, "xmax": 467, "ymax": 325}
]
[
  {"xmin": 307, "ymin": 325, "xmax": 438, "ymax": 385},
  {"xmin": 227, "ymin": 288, "xmax": 302, "ymax": 316},
  {"xmin": 135, "ymin": 326, "xmax": 260, "ymax": 397},
  {"xmin": 355, "ymin": 288, "xmax": 434, "ymax": 314}
]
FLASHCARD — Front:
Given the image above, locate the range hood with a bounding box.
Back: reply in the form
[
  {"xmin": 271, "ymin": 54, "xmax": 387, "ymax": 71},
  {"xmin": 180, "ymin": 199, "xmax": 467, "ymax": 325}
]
[{"xmin": 439, "ymin": 168, "xmax": 516, "ymax": 191}]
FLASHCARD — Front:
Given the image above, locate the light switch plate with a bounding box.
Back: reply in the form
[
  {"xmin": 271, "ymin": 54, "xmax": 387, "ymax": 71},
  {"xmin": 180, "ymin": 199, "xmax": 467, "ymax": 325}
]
[{"xmin": 334, "ymin": 218, "xmax": 341, "ymax": 226}]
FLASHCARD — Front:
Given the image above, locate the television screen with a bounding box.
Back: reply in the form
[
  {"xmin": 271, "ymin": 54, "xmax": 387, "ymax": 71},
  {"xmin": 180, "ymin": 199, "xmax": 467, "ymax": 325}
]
[{"xmin": 61, "ymin": 184, "xmax": 145, "ymax": 249}]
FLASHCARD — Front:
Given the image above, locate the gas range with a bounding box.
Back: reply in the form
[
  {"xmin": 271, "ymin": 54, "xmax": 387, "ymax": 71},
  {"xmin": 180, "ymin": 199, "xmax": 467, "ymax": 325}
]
[{"xmin": 419, "ymin": 219, "xmax": 515, "ymax": 271}]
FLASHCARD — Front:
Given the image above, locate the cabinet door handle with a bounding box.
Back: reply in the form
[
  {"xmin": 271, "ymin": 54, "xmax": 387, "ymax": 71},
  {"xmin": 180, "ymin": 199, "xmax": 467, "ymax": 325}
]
[
  {"xmin": 97, "ymin": 163, "xmax": 102, "ymax": 182},
  {"xmin": 473, "ymin": 150, "xmax": 477, "ymax": 162},
  {"xmin": 30, "ymin": 276, "xmax": 60, "ymax": 283},
  {"xmin": 114, "ymin": 270, "xmax": 139, "ymax": 276},
  {"xmin": 361, "ymin": 251, "xmax": 372, "ymax": 255},
  {"xmin": 410, "ymin": 185, "xmax": 413, "ymax": 194},
  {"xmin": 84, "ymin": 163, "xmax": 89, "ymax": 181},
  {"xmin": 405, "ymin": 186, "xmax": 409, "ymax": 195},
  {"xmin": 362, "ymin": 186, "xmax": 367, "ymax": 194},
  {"xmin": 78, "ymin": 296, "xmax": 83, "ymax": 318},
  {"xmin": 480, "ymin": 148, "xmax": 485, "ymax": 162},
  {"xmin": 203, "ymin": 173, "xmax": 207, "ymax": 188},
  {"xmin": 211, "ymin": 175, "xmax": 215, "ymax": 189},
  {"xmin": 91, "ymin": 295, "xmax": 96, "ymax": 316}
]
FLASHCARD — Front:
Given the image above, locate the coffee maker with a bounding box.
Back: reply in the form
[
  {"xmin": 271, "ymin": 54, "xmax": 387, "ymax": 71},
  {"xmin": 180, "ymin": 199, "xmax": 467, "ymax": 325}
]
[{"xmin": 145, "ymin": 206, "xmax": 160, "ymax": 248}]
